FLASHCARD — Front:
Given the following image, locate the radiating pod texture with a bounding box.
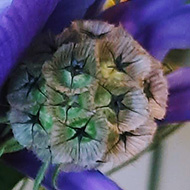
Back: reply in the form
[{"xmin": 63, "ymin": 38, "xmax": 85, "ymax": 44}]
[{"xmin": 6, "ymin": 20, "xmax": 168, "ymax": 171}]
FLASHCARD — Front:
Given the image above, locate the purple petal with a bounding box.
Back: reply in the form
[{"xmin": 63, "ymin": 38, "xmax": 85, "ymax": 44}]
[
  {"xmin": 84, "ymin": 0, "xmax": 106, "ymax": 19},
  {"xmin": 99, "ymin": 0, "xmax": 188, "ymax": 61},
  {"xmin": 99, "ymin": 0, "xmax": 186, "ymax": 38},
  {"xmin": 167, "ymin": 67, "xmax": 190, "ymax": 93},
  {"xmin": 144, "ymin": 5, "xmax": 190, "ymax": 60},
  {"xmin": 160, "ymin": 67, "xmax": 190, "ymax": 124},
  {"xmin": 0, "ymin": 0, "xmax": 59, "ymax": 90},
  {"xmin": 0, "ymin": 0, "xmax": 13, "ymax": 16},
  {"xmin": 162, "ymin": 90, "xmax": 190, "ymax": 123},
  {"xmin": 43, "ymin": 0, "xmax": 100, "ymax": 35},
  {"xmin": 2, "ymin": 150, "xmax": 122, "ymax": 190}
]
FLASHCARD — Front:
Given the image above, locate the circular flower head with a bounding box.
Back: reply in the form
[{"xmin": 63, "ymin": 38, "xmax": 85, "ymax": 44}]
[{"xmin": 6, "ymin": 20, "xmax": 168, "ymax": 171}]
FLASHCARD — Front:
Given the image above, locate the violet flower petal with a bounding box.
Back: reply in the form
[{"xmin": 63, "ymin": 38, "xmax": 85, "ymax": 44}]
[
  {"xmin": 84, "ymin": 0, "xmax": 106, "ymax": 19},
  {"xmin": 43, "ymin": 0, "xmax": 103, "ymax": 35},
  {"xmin": 144, "ymin": 5, "xmax": 190, "ymax": 60},
  {"xmin": 0, "ymin": 0, "xmax": 59, "ymax": 90},
  {"xmin": 160, "ymin": 67, "xmax": 190, "ymax": 124},
  {"xmin": 0, "ymin": 0, "xmax": 12, "ymax": 16},
  {"xmin": 167, "ymin": 67, "xmax": 190, "ymax": 93},
  {"xmin": 99, "ymin": 0, "xmax": 188, "ymax": 61},
  {"xmin": 162, "ymin": 89, "xmax": 190, "ymax": 123},
  {"xmin": 2, "ymin": 150, "xmax": 123, "ymax": 190},
  {"xmin": 99, "ymin": 0, "xmax": 186, "ymax": 37}
]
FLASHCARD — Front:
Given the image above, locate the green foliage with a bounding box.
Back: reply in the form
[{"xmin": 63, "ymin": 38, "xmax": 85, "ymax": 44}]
[
  {"xmin": 33, "ymin": 161, "xmax": 49, "ymax": 190},
  {"xmin": 52, "ymin": 164, "xmax": 61, "ymax": 189},
  {"xmin": 0, "ymin": 161, "xmax": 24, "ymax": 190},
  {"xmin": 0, "ymin": 148, "xmax": 4, "ymax": 157},
  {"xmin": 164, "ymin": 49, "xmax": 190, "ymax": 73},
  {"xmin": 0, "ymin": 138, "xmax": 23, "ymax": 156}
]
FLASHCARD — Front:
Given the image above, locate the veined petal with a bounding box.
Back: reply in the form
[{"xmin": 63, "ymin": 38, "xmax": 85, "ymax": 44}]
[
  {"xmin": 160, "ymin": 67, "xmax": 190, "ymax": 123},
  {"xmin": 44, "ymin": 0, "xmax": 105, "ymax": 34},
  {"xmin": 0, "ymin": 0, "xmax": 59, "ymax": 89},
  {"xmin": 2, "ymin": 150, "xmax": 122, "ymax": 190}
]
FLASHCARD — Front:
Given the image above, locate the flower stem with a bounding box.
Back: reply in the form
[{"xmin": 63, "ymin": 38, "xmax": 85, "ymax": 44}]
[{"xmin": 148, "ymin": 143, "xmax": 163, "ymax": 190}]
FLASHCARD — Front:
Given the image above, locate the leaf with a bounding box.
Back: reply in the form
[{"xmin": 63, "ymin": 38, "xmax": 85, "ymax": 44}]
[
  {"xmin": 33, "ymin": 161, "xmax": 49, "ymax": 190},
  {"xmin": 0, "ymin": 160, "xmax": 24, "ymax": 190},
  {"xmin": 0, "ymin": 116, "xmax": 9, "ymax": 125},
  {"xmin": 106, "ymin": 124, "xmax": 184, "ymax": 175},
  {"xmin": 52, "ymin": 164, "xmax": 61, "ymax": 189},
  {"xmin": 0, "ymin": 147, "xmax": 4, "ymax": 157},
  {"xmin": 0, "ymin": 138, "xmax": 24, "ymax": 156}
]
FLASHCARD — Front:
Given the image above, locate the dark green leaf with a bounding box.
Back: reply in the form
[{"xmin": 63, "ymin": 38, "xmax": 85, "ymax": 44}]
[{"xmin": 0, "ymin": 160, "xmax": 24, "ymax": 190}]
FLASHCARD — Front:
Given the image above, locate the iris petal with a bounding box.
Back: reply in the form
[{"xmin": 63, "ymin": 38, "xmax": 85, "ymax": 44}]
[
  {"xmin": 0, "ymin": 0, "xmax": 13, "ymax": 16},
  {"xmin": 163, "ymin": 90, "xmax": 190, "ymax": 123},
  {"xmin": 99, "ymin": 0, "xmax": 186, "ymax": 36},
  {"xmin": 84, "ymin": 0, "xmax": 106, "ymax": 19},
  {"xmin": 167, "ymin": 67, "xmax": 190, "ymax": 93},
  {"xmin": 160, "ymin": 67, "xmax": 190, "ymax": 123},
  {"xmin": 43, "ymin": 0, "xmax": 103, "ymax": 34},
  {"xmin": 0, "ymin": 0, "xmax": 59, "ymax": 89},
  {"xmin": 143, "ymin": 5, "xmax": 190, "ymax": 60},
  {"xmin": 99, "ymin": 0, "xmax": 188, "ymax": 60},
  {"xmin": 3, "ymin": 150, "xmax": 122, "ymax": 190}
]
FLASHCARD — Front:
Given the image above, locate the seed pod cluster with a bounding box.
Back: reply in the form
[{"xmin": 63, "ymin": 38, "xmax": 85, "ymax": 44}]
[{"xmin": 7, "ymin": 20, "xmax": 168, "ymax": 171}]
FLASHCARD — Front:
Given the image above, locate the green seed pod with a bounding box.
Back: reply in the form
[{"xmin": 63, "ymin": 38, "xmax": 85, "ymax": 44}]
[
  {"xmin": 50, "ymin": 111, "xmax": 108, "ymax": 170},
  {"xmin": 4, "ymin": 20, "xmax": 168, "ymax": 172}
]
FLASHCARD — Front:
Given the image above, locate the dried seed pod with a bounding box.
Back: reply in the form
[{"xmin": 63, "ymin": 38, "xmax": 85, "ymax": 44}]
[
  {"xmin": 50, "ymin": 111, "xmax": 108, "ymax": 170},
  {"xmin": 5, "ymin": 20, "xmax": 168, "ymax": 172},
  {"xmin": 144, "ymin": 60, "xmax": 168, "ymax": 119},
  {"xmin": 104, "ymin": 120, "xmax": 157, "ymax": 167},
  {"xmin": 43, "ymin": 41, "xmax": 97, "ymax": 95}
]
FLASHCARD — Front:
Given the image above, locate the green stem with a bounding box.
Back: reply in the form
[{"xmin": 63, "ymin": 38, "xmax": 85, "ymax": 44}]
[
  {"xmin": 0, "ymin": 116, "xmax": 8, "ymax": 124},
  {"xmin": 148, "ymin": 143, "xmax": 163, "ymax": 190},
  {"xmin": 20, "ymin": 178, "xmax": 29, "ymax": 190}
]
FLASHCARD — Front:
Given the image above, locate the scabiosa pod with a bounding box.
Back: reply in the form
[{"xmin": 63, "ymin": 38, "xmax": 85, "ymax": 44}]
[{"xmin": 5, "ymin": 20, "xmax": 168, "ymax": 172}]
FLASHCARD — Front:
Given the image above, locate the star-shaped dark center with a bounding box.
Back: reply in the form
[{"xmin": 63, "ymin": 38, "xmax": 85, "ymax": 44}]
[
  {"xmin": 119, "ymin": 131, "xmax": 140, "ymax": 151},
  {"xmin": 65, "ymin": 59, "xmax": 86, "ymax": 77},
  {"xmin": 66, "ymin": 116, "xmax": 94, "ymax": 143},
  {"xmin": 109, "ymin": 51, "xmax": 138, "ymax": 74},
  {"xmin": 109, "ymin": 93, "xmax": 126, "ymax": 115},
  {"xmin": 26, "ymin": 108, "xmax": 47, "ymax": 135},
  {"xmin": 143, "ymin": 80, "xmax": 154, "ymax": 100},
  {"xmin": 16, "ymin": 69, "xmax": 41, "ymax": 97},
  {"xmin": 66, "ymin": 116, "xmax": 96, "ymax": 159},
  {"xmin": 80, "ymin": 29, "xmax": 110, "ymax": 39},
  {"xmin": 64, "ymin": 56, "xmax": 88, "ymax": 88},
  {"xmin": 108, "ymin": 131, "xmax": 140, "ymax": 153},
  {"xmin": 12, "ymin": 107, "xmax": 48, "ymax": 144}
]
